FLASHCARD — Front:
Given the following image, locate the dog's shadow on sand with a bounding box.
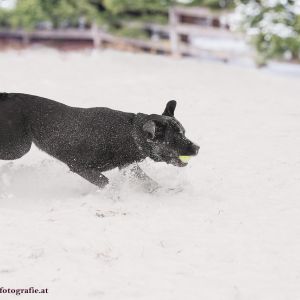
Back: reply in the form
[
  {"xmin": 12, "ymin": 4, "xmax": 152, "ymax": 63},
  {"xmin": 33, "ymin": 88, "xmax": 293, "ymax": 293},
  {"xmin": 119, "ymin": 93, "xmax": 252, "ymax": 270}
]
[
  {"xmin": 0, "ymin": 160, "xmax": 95, "ymax": 201},
  {"xmin": 0, "ymin": 159, "xmax": 187, "ymax": 208}
]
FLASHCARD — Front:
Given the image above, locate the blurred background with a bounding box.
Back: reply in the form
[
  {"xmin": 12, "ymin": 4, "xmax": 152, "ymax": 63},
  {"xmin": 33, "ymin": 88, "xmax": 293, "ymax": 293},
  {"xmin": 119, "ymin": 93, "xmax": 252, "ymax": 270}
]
[{"xmin": 0, "ymin": 0, "xmax": 299, "ymax": 68}]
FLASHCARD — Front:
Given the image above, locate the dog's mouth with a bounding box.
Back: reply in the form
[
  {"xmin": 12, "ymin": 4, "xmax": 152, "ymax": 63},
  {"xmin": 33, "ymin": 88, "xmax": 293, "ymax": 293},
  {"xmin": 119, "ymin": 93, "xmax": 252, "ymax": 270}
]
[
  {"xmin": 168, "ymin": 155, "xmax": 193, "ymax": 167},
  {"xmin": 179, "ymin": 156, "xmax": 192, "ymax": 164},
  {"xmin": 152, "ymin": 147, "xmax": 199, "ymax": 167}
]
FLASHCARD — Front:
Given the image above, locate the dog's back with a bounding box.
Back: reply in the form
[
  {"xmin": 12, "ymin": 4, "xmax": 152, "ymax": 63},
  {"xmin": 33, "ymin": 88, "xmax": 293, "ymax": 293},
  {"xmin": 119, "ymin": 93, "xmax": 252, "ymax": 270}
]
[{"xmin": 0, "ymin": 93, "xmax": 139, "ymax": 169}]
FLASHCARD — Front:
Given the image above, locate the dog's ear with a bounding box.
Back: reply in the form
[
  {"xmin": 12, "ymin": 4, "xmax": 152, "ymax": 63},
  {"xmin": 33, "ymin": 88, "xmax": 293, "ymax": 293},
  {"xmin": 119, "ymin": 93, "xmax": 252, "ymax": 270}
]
[
  {"xmin": 143, "ymin": 120, "xmax": 156, "ymax": 139},
  {"xmin": 143, "ymin": 118, "xmax": 166, "ymax": 139},
  {"xmin": 163, "ymin": 100, "xmax": 177, "ymax": 117}
]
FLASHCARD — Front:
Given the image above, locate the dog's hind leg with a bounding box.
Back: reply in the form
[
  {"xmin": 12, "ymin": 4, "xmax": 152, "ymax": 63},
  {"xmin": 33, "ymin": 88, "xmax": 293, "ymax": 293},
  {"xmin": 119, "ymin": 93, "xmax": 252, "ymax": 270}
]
[
  {"xmin": 0, "ymin": 96, "xmax": 32, "ymax": 160},
  {"xmin": 0, "ymin": 123, "xmax": 32, "ymax": 160},
  {"xmin": 69, "ymin": 166, "xmax": 109, "ymax": 188}
]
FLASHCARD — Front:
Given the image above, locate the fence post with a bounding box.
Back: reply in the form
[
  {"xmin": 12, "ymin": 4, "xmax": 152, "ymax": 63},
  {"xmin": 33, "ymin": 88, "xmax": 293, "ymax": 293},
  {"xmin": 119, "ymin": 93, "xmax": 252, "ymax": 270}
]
[
  {"xmin": 91, "ymin": 22, "xmax": 102, "ymax": 48},
  {"xmin": 169, "ymin": 7, "xmax": 181, "ymax": 57},
  {"xmin": 22, "ymin": 31, "xmax": 30, "ymax": 46}
]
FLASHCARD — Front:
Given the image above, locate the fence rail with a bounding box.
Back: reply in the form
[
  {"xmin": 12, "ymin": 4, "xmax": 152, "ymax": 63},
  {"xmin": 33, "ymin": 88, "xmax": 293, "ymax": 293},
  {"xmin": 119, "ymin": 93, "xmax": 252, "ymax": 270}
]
[{"xmin": 0, "ymin": 7, "xmax": 246, "ymax": 61}]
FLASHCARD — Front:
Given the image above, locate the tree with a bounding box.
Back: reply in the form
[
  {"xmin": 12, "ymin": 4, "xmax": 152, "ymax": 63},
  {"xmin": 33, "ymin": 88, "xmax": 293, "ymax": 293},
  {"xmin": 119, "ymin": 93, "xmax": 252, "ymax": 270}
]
[
  {"xmin": 189, "ymin": 0, "xmax": 234, "ymax": 9},
  {"xmin": 2, "ymin": 0, "xmax": 99, "ymax": 29},
  {"xmin": 234, "ymin": 0, "xmax": 300, "ymax": 64},
  {"xmin": 9, "ymin": 0, "xmax": 47, "ymax": 29},
  {"xmin": 0, "ymin": 0, "xmax": 182, "ymax": 29},
  {"xmin": 39, "ymin": 0, "xmax": 98, "ymax": 28},
  {"xmin": 102, "ymin": 0, "xmax": 174, "ymax": 14}
]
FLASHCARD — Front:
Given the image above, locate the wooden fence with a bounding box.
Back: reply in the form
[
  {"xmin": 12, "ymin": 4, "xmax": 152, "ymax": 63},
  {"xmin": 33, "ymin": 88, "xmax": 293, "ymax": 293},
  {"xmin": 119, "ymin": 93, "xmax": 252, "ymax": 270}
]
[
  {"xmin": 0, "ymin": 27, "xmax": 171, "ymax": 53},
  {"xmin": 0, "ymin": 7, "xmax": 245, "ymax": 60}
]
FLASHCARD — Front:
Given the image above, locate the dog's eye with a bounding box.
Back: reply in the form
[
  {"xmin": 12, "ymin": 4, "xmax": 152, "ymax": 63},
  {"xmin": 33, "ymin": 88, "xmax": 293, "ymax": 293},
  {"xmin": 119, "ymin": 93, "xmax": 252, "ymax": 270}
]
[
  {"xmin": 155, "ymin": 127, "xmax": 165, "ymax": 138},
  {"xmin": 174, "ymin": 126, "xmax": 184, "ymax": 135}
]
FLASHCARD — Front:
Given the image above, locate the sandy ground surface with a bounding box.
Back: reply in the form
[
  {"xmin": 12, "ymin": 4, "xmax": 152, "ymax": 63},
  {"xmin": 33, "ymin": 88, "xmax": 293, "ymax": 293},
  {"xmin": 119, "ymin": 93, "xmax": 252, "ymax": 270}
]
[{"xmin": 0, "ymin": 49, "xmax": 300, "ymax": 300}]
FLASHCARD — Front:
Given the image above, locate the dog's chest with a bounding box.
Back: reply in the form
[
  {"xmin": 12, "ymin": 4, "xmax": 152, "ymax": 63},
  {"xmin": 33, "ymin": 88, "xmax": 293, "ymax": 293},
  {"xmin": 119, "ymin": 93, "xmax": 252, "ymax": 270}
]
[{"xmin": 95, "ymin": 137, "xmax": 144, "ymax": 170}]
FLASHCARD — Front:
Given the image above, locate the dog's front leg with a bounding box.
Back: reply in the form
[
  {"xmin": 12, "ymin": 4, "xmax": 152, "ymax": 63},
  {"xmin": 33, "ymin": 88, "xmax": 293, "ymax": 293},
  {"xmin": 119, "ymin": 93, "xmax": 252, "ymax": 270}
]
[
  {"xmin": 70, "ymin": 167, "xmax": 109, "ymax": 188},
  {"xmin": 129, "ymin": 164, "xmax": 161, "ymax": 193}
]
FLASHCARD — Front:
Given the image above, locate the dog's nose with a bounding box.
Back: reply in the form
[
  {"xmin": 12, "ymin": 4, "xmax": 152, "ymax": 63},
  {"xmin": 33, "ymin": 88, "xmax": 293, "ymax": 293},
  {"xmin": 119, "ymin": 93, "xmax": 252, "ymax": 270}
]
[
  {"xmin": 187, "ymin": 142, "xmax": 199, "ymax": 156},
  {"xmin": 192, "ymin": 144, "xmax": 200, "ymax": 155}
]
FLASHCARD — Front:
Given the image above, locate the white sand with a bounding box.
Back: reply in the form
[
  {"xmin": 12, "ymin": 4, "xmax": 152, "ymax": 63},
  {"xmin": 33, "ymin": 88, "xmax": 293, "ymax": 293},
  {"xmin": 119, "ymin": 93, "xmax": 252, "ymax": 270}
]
[{"xmin": 0, "ymin": 49, "xmax": 300, "ymax": 300}]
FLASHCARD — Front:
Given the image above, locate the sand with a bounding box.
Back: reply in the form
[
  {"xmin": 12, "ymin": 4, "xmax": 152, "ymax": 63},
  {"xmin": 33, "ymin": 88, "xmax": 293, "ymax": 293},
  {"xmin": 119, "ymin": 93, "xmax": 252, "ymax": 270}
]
[{"xmin": 0, "ymin": 48, "xmax": 300, "ymax": 299}]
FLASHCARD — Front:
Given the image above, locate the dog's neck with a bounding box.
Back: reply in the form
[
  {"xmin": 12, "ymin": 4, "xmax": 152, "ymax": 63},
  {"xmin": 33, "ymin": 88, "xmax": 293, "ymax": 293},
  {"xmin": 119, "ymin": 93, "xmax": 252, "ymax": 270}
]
[{"xmin": 132, "ymin": 113, "xmax": 152, "ymax": 160}]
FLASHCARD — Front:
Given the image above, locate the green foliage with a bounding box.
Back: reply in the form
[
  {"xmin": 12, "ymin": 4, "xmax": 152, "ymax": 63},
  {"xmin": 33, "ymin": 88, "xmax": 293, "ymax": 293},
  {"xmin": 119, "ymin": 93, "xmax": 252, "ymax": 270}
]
[
  {"xmin": 0, "ymin": 0, "xmax": 99, "ymax": 29},
  {"xmin": 189, "ymin": 0, "xmax": 234, "ymax": 9},
  {"xmin": 253, "ymin": 33, "xmax": 300, "ymax": 63},
  {"xmin": 236, "ymin": 0, "xmax": 300, "ymax": 63},
  {"xmin": 9, "ymin": 0, "xmax": 47, "ymax": 29},
  {"xmin": 39, "ymin": 0, "xmax": 99, "ymax": 27},
  {"xmin": 102, "ymin": 0, "xmax": 174, "ymax": 14},
  {"xmin": 0, "ymin": 6, "xmax": 11, "ymax": 27},
  {"xmin": 110, "ymin": 25, "xmax": 149, "ymax": 39},
  {"xmin": 0, "ymin": 0, "xmax": 177, "ymax": 30}
]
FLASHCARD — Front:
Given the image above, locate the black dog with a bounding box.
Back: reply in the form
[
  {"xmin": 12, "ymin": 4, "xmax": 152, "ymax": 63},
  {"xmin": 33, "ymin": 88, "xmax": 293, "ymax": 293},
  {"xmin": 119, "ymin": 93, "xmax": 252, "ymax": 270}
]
[{"xmin": 0, "ymin": 93, "xmax": 199, "ymax": 189}]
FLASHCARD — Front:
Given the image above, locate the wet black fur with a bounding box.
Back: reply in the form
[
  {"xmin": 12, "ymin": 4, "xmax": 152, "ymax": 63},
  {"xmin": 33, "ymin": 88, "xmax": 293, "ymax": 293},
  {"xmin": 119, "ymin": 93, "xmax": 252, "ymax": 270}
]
[{"xmin": 0, "ymin": 93, "xmax": 199, "ymax": 188}]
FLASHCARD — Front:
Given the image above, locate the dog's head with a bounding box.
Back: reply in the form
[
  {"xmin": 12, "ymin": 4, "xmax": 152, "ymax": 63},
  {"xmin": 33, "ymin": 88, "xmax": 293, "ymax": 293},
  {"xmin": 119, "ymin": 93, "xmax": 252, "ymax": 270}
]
[{"xmin": 138, "ymin": 100, "xmax": 199, "ymax": 167}]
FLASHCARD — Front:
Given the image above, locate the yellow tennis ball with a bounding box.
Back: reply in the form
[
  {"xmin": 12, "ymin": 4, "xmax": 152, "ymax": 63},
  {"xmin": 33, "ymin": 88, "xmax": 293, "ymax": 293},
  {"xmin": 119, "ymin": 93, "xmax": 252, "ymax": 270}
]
[{"xmin": 179, "ymin": 156, "xmax": 191, "ymax": 163}]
